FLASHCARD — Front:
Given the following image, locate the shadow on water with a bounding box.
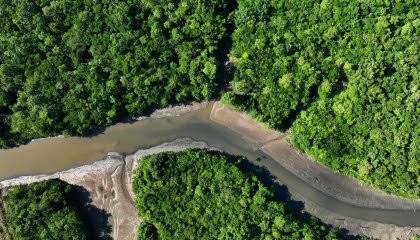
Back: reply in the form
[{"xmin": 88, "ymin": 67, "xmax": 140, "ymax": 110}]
[
  {"xmin": 71, "ymin": 185, "xmax": 112, "ymax": 240},
  {"xmin": 223, "ymin": 154, "xmax": 362, "ymax": 240}
]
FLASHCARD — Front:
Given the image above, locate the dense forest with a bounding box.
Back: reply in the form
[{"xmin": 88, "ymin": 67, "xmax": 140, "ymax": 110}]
[
  {"xmin": 225, "ymin": 0, "xmax": 419, "ymax": 198},
  {"xmin": 3, "ymin": 179, "xmax": 90, "ymax": 240},
  {"xmin": 0, "ymin": 0, "xmax": 234, "ymax": 147},
  {"xmin": 133, "ymin": 150, "xmax": 368, "ymax": 240},
  {"xmin": 0, "ymin": 0, "xmax": 418, "ymax": 199}
]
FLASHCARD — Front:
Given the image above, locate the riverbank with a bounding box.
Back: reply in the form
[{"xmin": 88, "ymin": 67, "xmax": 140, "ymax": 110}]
[
  {"xmin": 0, "ymin": 101, "xmax": 212, "ymax": 180},
  {"xmin": 210, "ymin": 101, "xmax": 420, "ymax": 210},
  {"xmin": 23, "ymin": 102, "xmax": 209, "ymax": 147}
]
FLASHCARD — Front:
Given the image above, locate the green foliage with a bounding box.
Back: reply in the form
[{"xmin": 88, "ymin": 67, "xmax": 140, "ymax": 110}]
[
  {"xmin": 4, "ymin": 179, "xmax": 90, "ymax": 240},
  {"xmin": 225, "ymin": 0, "xmax": 336, "ymax": 128},
  {"xmin": 227, "ymin": 0, "xmax": 420, "ymax": 198},
  {"xmin": 0, "ymin": 197, "xmax": 12, "ymax": 240},
  {"xmin": 0, "ymin": 0, "xmax": 233, "ymax": 147},
  {"xmin": 1, "ymin": 0, "xmax": 417, "ymax": 200},
  {"xmin": 133, "ymin": 150, "xmax": 364, "ymax": 240}
]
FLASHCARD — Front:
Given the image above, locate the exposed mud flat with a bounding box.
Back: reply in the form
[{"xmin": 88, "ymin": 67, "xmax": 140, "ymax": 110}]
[
  {"xmin": 292, "ymin": 190, "xmax": 420, "ymax": 240},
  {"xmin": 2, "ymin": 138, "xmax": 419, "ymax": 240},
  {"xmin": 262, "ymin": 139, "xmax": 420, "ymax": 210}
]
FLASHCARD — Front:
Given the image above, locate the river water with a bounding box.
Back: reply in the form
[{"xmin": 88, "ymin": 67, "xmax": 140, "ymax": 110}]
[{"xmin": 0, "ymin": 104, "xmax": 419, "ymax": 227}]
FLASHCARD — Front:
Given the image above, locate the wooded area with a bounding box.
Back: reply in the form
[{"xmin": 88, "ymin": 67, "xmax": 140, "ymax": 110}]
[
  {"xmin": 133, "ymin": 150, "xmax": 368, "ymax": 240},
  {"xmin": 0, "ymin": 0, "xmax": 233, "ymax": 147},
  {"xmin": 3, "ymin": 179, "xmax": 90, "ymax": 240},
  {"xmin": 225, "ymin": 0, "xmax": 419, "ymax": 198}
]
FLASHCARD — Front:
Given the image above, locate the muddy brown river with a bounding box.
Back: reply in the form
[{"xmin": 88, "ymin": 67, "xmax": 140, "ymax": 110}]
[{"xmin": 0, "ymin": 103, "xmax": 419, "ymax": 227}]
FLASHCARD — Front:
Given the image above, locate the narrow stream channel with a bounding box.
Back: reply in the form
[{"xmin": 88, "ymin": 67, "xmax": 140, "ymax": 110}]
[{"xmin": 0, "ymin": 104, "xmax": 419, "ymax": 227}]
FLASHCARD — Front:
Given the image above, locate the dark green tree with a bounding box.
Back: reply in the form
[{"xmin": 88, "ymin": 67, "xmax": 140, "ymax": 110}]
[
  {"xmin": 0, "ymin": 0, "xmax": 234, "ymax": 147},
  {"xmin": 4, "ymin": 179, "xmax": 90, "ymax": 240},
  {"xmin": 133, "ymin": 150, "xmax": 367, "ymax": 239}
]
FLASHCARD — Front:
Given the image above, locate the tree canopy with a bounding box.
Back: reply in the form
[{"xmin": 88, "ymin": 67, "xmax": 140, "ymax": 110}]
[
  {"xmin": 0, "ymin": 0, "xmax": 417, "ymax": 199},
  {"xmin": 0, "ymin": 0, "xmax": 233, "ymax": 147},
  {"xmin": 133, "ymin": 150, "xmax": 367, "ymax": 240},
  {"xmin": 225, "ymin": 0, "xmax": 419, "ymax": 198},
  {"xmin": 4, "ymin": 179, "xmax": 90, "ymax": 240}
]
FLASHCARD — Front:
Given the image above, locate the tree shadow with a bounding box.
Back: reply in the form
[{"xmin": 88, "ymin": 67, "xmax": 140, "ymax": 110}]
[
  {"xmin": 234, "ymin": 158, "xmax": 310, "ymax": 219},
  {"xmin": 70, "ymin": 185, "xmax": 112, "ymax": 240},
  {"xmin": 213, "ymin": 0, "xmax": 238, "ymax": 98},
  {"xmin": 276, "ymin": 84, "xmax": 319, "ymax": 131},
  {"xmin": 277, "ymin": 64, "xmax": 349, "ymax": 131}
]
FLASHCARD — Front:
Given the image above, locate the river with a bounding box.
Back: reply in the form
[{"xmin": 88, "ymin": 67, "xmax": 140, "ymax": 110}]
[{"xmin": 0, "ymin": 103, "xmax": 419, "ymax": 228}]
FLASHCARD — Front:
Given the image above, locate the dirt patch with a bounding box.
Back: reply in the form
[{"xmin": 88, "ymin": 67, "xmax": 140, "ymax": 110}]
[
  {"xmin": 210, "ymin": 101, "xmax": 284, "ymax": 145},
  {"xmin": 146, "ymin": 101, "xmax": 209, "ymax": 119}
]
